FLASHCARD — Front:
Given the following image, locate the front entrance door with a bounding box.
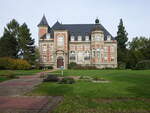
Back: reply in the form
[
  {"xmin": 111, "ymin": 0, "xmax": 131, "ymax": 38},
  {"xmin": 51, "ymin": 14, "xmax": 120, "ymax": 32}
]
[{"xmin": 57, "ymin": 57, "xmax": 64, "ymax": 68}]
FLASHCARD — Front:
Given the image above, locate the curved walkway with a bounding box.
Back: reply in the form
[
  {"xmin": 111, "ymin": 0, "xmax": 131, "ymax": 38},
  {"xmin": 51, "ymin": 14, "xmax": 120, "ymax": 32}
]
[{"xmin": 0, "ymin": 70, "xmax": 63, "ymax": 113}]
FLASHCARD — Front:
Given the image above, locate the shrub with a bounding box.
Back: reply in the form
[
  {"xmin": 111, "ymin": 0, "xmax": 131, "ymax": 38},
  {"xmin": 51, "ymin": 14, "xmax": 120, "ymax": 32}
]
[
  {"xmin": 135, "ymin": 60, "xmax": 150, "ymax": 70},
  {"xmin": 12, "ymin": 59, "xmax": 31, "ymax": 70},
  {"xmin": 68, "ymin": 62, "xmax": 98, "ymax": 70},
  {"xmin": 47, "ymin": 66, "xmax": 53, "ymax": 69},
  {"xmin": 43, "ymin": 74, "xmax": 59, "ymax": 82},
  {"xmin": 118, "ymin": 62, "xmax": 126, "ymax": 69},
  {"xmin": 59, "ymin": 77, "xmax": 75, "ymax": 84},
  {"xmin": 0, "ymin": 71, "xmax": 16, "ymax": 78},
  {"xmin": 0, "ymin": 57, "xmax": 31, "ymax": 70},
  {"xmin": 0, "ymin": 57, "xmax": 14, "ymax": 69},
  {"xmin": 68, "ymin": 62, "xmax": 77, "ymax": 69}
]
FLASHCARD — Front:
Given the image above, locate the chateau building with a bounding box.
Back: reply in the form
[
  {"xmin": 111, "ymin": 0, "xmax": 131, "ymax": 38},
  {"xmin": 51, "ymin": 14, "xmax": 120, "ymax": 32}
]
[{"xmin": 38, "ymin": 15, "xmax": 117, "ymax": 69}]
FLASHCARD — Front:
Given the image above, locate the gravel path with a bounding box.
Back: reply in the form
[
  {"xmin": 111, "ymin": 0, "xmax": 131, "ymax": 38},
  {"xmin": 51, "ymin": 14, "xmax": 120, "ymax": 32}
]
[{"xmin": 0, "ymin": 70, "xmax": 63, "ymax": 113}]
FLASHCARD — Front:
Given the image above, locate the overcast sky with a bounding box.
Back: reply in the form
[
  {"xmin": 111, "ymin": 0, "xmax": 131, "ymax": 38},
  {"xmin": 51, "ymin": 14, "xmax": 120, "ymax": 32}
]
[{"xmin": 0, "ymin": 0, "xmax": 150, "ymax": 45}]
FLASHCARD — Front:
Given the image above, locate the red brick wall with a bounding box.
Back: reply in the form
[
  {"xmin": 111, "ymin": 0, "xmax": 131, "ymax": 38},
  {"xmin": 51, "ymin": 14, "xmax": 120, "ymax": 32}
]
[{"xmin": 39, "ymin": 28, "xmax": 47, "ymax": 38}]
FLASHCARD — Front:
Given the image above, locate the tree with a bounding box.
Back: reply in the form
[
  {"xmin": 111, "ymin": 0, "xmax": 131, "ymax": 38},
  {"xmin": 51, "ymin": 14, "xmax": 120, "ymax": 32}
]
[
  {"xmin": 126, "ymin": 37, "xmax": 150, "ymax": 69},
  {"xmin": 116, "ymin": 19, "xmax": 128, "ymax": 63},
  {"xmin": 0, "ymin": 19, "xmax": 19, "ymax": 58},
  {"xmin": 18, "ymin": 23, "xmax": 35, "ymax": 65}
]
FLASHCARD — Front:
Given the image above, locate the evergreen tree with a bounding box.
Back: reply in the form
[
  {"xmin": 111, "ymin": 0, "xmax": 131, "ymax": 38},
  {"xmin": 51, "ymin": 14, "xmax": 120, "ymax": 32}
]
[
  {"xmin": 18, "ymin": 23, "xmax": 35, "ymax": 65},
  {"xmin": 116, "ymin": 19, "xmax": 128, "ymax": 63},
  {"xmin": 0, "ymin": 19, "xmax": 19, "ymax": 58}
]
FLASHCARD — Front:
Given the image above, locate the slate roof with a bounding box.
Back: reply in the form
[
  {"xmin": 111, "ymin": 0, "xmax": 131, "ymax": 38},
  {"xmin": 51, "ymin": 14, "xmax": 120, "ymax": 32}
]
[
  {"xmin": 38, "ymin": 16, "xmax": 114, "ymax": 40},
  {"xmin": 38, "ymin": 15, "xmax": 49, "ymax": 27},
  {"xmin": 52, "ymin": 22, "xmax": 114, "ymax": 40},
  {"xmin": 52, "ymin": 21, "xmax": 66, "ymax": 30}
]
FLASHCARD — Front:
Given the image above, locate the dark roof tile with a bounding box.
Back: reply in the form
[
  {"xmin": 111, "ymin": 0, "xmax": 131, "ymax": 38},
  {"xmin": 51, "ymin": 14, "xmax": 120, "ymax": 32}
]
[
  {"xmin": 38, "ymin": 15, "xmax": 49, "ymax": 27},
  {"xmin": 52, "ymin": 23, "xmax": 114, "ymax": 40}
]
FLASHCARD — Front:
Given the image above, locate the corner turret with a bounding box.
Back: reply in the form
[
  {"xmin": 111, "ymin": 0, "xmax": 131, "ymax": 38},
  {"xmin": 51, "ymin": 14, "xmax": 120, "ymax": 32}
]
[{"xmin": 38, "ymin": 15, "xmax": 49, "ymax": 38}]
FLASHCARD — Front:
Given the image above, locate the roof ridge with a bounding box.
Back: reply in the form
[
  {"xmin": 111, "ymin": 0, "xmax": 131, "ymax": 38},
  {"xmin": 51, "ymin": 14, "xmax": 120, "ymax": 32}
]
[{"xmin": 63, "ymin": 23, "xmax": 95, "ymax": 25}]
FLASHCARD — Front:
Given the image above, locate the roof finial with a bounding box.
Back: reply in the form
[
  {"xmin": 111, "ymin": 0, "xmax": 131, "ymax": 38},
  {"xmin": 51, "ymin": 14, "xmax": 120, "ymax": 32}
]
[{"xmin": 95, "ymin": 17, "xmax": 100, "ymax": 24}]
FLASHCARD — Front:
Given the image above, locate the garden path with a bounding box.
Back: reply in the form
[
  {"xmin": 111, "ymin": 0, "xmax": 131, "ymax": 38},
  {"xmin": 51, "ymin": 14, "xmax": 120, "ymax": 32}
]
[{"xmin": 0, "ymin": 70, "xmax": 63, "ymax": 113}]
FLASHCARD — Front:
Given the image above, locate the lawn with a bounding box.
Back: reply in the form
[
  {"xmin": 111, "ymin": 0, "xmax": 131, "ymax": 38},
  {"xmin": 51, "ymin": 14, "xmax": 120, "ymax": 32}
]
[
  {"xmin": 30, "ymin": 70, "xmax": 150, "ymax": 113},
  {"xmin": 0, "ymin": 70, "xmax": 43, "ymax": 82}
]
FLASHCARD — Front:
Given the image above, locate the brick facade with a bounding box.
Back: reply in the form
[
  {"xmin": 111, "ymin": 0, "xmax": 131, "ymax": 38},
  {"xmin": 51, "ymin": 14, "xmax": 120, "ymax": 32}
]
[{"xmin": 38, "ymin": 16, "xmax": 117, "ymax": 69}]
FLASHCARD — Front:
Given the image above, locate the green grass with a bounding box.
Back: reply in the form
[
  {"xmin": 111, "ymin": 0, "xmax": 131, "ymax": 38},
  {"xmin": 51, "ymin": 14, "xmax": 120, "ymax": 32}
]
[
  {"xmin": 30, "ymin": 70, "xmax": 150, "ymax": 113},
  {"xmin": 0, "ymin": 70, "xmax": 43, "ymax": 82},
  {"xmin": 0, "ymin": 76, "xmax": 10, "ymax": 82}
]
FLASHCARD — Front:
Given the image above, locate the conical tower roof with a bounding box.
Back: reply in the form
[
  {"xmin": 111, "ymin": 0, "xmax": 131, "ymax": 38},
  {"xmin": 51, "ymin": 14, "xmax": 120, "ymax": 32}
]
[{"xmin": 38, "ymin": 15, "xmax": 49, "ymax": 27}]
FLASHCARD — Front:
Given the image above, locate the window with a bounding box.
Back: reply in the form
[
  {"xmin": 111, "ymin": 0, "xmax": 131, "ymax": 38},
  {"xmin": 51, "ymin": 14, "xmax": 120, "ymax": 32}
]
[
  {"xmin": 107, "ymin": 35, "xmax": 111, "ymax": 41},
  {"xmin": 84, "ymin": 51, "xmax": 90, "ymax": 60},
  {"xmin": 42, "ymin": 44, "xmax": 47, "ymax": 52},
  {"xmin": 51, "ymin": 55, "xmax": 53, "ymax": 61},
  {"xmin": 104, "ymin": 57, "xmax": 107, "ymax": 61},
  {"xmin": 100, "ymin": 33, "xmax": 104, "ymax": 41},
  {"xmin": 78, "ymin": 36, "xmax": 82, "ymax": 41},
  {"xmin": 43, "ymin": 55, "xmax": 47, "ymax": 62},
  {"xmin": 111, "ymin": 57, "xmax": 115, "ymax": 61},
  {"xmin": 92, "ymin": 49, "xmax": 96, "ymax": 57},
  {"xmin": 95, "ymin": 36, "xmax": 100, "ymax": 41},
  {"xmin": 85, "ymin": 36, "xmax": 89, "ymax": 41},
  {"xmin": 104, "ymin": 47, "xmax": 107, "ymax": 52},
  {"xmin": 78, "ymin": 52, "xmax": 83, "ymax": 62},
  {"xmin": 57, "ymin": 36, "xmax": 64, "ymax": 46},
  {"xmin": 92, "ymin": 36, "xmax": 95, "ymax": 41},
  {"xmin": 70, "ymin": 51, "xmax": 76, "ymax": 60},
  {"xmin": 71, "ymin": 36, "xmax": 75, "ymax": 41},
  {"xmin": 71, "ymin": 51, "xmax": 75, "ymax": 55},
  {"xmin": 46, "ymin": 33, "xmax": 50, "ymax": 39}
]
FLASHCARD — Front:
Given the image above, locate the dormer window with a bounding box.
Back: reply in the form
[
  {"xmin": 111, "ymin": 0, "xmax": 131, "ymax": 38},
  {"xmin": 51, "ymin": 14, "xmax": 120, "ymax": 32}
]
[
  {"xmin": 46, "ymin": 33, "xmax": 50, "ymax": 39},
  {"xmin": 78, "ymin": 36, "xmax": 82, "ymax": 41},
  {"xmin": 85, "ymin": 36, "xmax": 89, "ymax": 41},
  {"xmin": 71, "ymin": 36, "xmax": 75, "ymax": 42},
  {"xmin": 107, "ymin": 35, "xmax": 111, "ymax": 41}
]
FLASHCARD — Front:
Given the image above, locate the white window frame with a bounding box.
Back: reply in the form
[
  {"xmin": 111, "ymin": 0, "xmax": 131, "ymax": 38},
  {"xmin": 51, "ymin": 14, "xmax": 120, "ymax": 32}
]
[
  {"xmin": 78, "ymin": 36, "xmax": 82, "ymax": 41},
  {"xmin": 46, "ymin": 33, "xmax": 50, "ymax": 39},
  {"xmin": 71, "ymin": 36, "xmax": 75, "ymax": 42},
  {"xmin": 107, "ymin": 35, "xmax": 111, "ymax": 41},
  {"xmin": 85, "ymin": 36, "xmax": 89, "ymax": 41},
  {"xmin": 42, "ymin": 44, "xmax": 47, "ymax": 52}
]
